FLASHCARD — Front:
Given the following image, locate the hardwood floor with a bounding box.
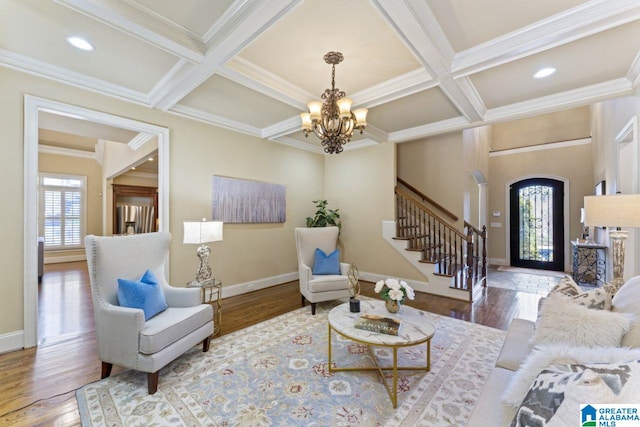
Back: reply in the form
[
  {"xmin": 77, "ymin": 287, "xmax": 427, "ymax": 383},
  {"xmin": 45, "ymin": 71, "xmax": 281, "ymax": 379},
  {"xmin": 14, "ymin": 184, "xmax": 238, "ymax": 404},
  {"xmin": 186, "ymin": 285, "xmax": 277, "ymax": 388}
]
[{"xmin": 0, "ymin": 262, "xmax": 543, "ymax": 426}]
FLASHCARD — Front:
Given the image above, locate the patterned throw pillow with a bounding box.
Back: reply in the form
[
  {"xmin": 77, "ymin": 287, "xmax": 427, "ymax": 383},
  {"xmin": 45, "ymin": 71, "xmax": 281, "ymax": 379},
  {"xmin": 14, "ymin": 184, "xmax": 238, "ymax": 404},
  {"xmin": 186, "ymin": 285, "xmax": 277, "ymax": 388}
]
[
  {"xmin": 510, "ymin": 360, "xmax": 640, "ymax": 427},
  {"xmin": 548, "ymin": 275, "xmax": 612, "ymax": 310},
  {"xmin": 549, "ymin": 275, "xmax": 582, "ymax": 296}
]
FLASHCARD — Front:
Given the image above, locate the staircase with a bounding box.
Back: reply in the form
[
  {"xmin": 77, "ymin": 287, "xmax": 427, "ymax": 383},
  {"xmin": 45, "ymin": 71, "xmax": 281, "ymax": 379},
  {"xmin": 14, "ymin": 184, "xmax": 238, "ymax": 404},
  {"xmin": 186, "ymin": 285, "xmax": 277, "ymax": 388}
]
[{"xmin": 383, "ymin": 184, "xmax": 487, "ymax": 302}]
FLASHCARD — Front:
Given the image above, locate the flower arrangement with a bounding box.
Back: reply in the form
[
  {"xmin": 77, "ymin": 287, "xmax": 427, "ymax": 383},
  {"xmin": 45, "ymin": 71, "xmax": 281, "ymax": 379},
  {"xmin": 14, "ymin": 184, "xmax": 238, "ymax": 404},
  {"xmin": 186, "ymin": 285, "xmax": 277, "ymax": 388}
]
[{"xmin": 374, "ymin": 278, "xmax": 415, "ymax": 304}]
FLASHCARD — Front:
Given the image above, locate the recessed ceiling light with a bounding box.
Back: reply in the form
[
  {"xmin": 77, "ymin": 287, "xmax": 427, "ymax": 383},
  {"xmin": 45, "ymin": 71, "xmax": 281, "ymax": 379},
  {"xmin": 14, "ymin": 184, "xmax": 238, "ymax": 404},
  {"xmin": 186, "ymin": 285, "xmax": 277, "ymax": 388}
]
[
  {"xmin": 533, "ymin": 67, "xmax": 556, "ymax": 79},
  {"xmin": 148, "ymin": 157, "xmax": 154, "ymax": 161},
  {"xmin": 66, "ymin": 35, "xmax": 95, "ymax": 52}
]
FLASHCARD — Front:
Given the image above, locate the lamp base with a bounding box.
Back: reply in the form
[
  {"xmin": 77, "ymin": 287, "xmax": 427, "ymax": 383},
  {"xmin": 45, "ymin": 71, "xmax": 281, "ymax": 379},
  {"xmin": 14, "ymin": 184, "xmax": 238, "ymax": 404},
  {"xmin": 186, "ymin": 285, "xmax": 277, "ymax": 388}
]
[{"xmin": 349, "ymin": 297, "xmax": 360, "ymax": 313}]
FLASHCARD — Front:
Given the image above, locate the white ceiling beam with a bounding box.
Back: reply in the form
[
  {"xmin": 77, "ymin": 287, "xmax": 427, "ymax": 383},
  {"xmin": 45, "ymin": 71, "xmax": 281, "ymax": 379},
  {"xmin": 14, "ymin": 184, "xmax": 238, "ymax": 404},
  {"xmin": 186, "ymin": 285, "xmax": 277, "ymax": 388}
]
[
  {"xmin": 269, "ymin": 136, "xmax": 324, "ymax": 154},
  {"xmin": 152, "ymin": 0, "xmax": 302, "ymax": 111},
  {"xmin": 372, "ymin": 0, "xmax": 484, "ymax": 122},
  {"xmin": 350, "ymin": 69, "xmax": 436, "ymax": 108},
  {"xmin": 628, "ymin": 50, "xmax": 640, "ymax": 89},
  {"xmin": 39, "ymin": 144, "xmax": 96, "ymax": 159},
  {"xmin": 452, "ymin": 0, "xmax": 640, "ymax": 77},
  {"xmin": 262, "ymin": 116, "xmax": 302, "ymax": 140},
  {"xmin": 485, "ymin": 78, "xmax": 633, "ymax": 124},
  {"xmin": 54, "ymin": 0, "xmax": 206, "ymax": 62}
]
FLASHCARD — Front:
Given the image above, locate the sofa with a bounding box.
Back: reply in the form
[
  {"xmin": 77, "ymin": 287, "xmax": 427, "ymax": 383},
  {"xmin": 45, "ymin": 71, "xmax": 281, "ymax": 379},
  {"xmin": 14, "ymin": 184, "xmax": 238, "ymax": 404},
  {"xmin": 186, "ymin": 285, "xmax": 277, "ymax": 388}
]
[{"xmin": 467, "ymin": 275, "xmax": 640, "ymax": 427}]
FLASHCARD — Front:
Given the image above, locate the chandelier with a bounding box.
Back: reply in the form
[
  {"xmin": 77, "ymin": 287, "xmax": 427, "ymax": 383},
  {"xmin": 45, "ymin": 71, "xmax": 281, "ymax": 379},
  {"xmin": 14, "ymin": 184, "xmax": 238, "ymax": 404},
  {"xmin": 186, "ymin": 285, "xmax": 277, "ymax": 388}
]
[{"xmin": 300, "ymin": 52, "xmax": 368, "ymax": 154}]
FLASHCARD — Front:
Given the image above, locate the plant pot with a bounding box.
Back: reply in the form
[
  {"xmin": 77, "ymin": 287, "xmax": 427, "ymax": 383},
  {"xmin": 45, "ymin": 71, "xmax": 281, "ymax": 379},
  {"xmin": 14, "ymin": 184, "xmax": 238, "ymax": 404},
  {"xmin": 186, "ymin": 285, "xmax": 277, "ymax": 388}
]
[{"xmin": 385, "ymin": 299, "xmax": 400, "ymax": 313}]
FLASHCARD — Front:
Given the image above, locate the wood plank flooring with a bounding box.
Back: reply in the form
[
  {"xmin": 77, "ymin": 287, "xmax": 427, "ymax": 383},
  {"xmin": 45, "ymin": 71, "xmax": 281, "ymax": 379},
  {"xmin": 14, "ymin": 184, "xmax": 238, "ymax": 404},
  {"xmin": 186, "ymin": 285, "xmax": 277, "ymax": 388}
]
[{"xmin": 0, "ymin": 262, "xmax": 544, "ymax": 426}]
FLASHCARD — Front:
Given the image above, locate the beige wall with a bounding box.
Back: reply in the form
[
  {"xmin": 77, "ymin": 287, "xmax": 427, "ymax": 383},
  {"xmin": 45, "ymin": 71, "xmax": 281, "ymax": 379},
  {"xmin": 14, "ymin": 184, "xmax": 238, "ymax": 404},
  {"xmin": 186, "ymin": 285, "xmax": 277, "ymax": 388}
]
[
  {"xmin": 397, "ymin": 132, "xmax": 465, "ymax": 228},
  {"xmin": 324, "ymin": 142, "xmax": 424, "ymax": 281},
  {"xmin": 488, "ymin": 106, "xmax": 593, "ymax": 269},
  {"xmin": 491, "ymin": 106, "xmax": 591, "ymax": 151},
  {"xmin": 38, "ymin": 152, "xmax": 103, "ymax": 261},
  {"xmin": 0, "ymin": 66, "xmax": 324, "ymax": 339}
]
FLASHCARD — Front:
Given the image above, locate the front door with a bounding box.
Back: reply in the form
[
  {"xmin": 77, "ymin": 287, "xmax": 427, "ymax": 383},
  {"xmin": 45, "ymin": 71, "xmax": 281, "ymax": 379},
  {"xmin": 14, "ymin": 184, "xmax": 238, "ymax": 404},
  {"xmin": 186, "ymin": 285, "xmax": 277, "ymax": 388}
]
[{"xmin": 510, "ymin": 178, "xmax": 564, "ymax": 271}]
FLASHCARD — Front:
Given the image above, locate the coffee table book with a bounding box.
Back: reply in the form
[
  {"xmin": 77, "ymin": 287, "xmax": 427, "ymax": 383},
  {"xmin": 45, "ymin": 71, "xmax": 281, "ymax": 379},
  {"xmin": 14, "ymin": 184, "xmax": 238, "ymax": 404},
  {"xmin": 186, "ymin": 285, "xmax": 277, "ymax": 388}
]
[{"xmin": 354, "ymin": 313, "xmax": 401, "ymax": 335}]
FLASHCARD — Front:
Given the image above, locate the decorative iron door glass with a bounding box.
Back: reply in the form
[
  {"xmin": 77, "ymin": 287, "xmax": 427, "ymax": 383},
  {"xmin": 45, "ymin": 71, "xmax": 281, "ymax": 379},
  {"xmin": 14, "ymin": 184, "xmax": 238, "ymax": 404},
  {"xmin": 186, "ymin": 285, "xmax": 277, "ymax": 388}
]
[{"xmin": 510, "ymin": 178, "xmax": 564, "ymax": 271}]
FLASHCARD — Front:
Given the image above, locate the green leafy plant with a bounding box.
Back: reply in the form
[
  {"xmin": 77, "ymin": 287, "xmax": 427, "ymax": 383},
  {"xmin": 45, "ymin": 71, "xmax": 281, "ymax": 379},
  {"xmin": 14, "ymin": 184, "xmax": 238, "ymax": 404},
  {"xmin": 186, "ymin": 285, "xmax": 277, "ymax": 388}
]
[{"xmin": 306, "ymin": 199, "xmax": 341, "ymax": 230}]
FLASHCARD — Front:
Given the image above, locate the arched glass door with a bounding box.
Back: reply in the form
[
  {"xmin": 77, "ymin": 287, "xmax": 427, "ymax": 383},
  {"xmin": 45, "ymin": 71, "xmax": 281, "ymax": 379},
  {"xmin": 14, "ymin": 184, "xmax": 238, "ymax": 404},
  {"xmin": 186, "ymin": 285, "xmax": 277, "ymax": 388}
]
[{"xmin": 509, "ymin": 178, "xmax": 564, "ymax": 271}]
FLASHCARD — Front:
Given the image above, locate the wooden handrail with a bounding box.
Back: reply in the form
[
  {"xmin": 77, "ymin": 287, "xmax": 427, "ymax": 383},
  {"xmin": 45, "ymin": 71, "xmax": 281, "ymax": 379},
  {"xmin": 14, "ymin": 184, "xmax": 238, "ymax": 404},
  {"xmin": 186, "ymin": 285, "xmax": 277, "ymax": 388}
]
[
  {"xmin": 464, "ymin": 221, "xmax": 486, "ymax": 237},
  {"xmin": 396, "ymin": 187, "xmax": 468, "ymax": 241},
  {"xmin": 396, "ymin": 177, "xmax": 459, "ymax": 222}
]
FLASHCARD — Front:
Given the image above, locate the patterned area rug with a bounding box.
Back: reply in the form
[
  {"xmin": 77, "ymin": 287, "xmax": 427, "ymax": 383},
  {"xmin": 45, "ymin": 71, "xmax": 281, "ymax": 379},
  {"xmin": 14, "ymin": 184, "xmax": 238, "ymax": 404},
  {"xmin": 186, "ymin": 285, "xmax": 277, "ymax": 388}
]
[{"xmin": 76, "ymin": 300, "xmax": 505, "ymax": 426}]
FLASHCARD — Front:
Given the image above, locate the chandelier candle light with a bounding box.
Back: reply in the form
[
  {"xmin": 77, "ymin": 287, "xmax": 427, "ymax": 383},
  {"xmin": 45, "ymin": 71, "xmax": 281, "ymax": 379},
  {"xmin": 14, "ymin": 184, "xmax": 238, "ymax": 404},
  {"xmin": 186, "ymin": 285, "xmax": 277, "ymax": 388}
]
[
  {"xmin": 183, "ymin": 219, "xmax": 223, "ymax": 286},
  {"xmin": 300, "ymin": 51, "xmax": 368, "ymax": 154}
]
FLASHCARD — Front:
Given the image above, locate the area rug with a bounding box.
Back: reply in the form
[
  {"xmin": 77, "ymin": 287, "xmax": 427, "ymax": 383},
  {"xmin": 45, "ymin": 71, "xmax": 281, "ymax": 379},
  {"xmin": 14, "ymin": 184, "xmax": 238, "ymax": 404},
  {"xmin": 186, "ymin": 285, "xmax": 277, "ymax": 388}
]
[{"xmin": 76, "ymin": 300, "xmax": 506, "ymax": 426}]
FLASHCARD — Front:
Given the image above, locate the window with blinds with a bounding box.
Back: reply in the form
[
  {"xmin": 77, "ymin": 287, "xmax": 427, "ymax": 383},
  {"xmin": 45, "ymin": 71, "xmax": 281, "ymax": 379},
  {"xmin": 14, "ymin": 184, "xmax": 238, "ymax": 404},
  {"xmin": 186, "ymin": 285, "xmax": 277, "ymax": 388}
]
[{"xmin": 39, "ymin": 174, "xmax": 87, "ymax": 249}]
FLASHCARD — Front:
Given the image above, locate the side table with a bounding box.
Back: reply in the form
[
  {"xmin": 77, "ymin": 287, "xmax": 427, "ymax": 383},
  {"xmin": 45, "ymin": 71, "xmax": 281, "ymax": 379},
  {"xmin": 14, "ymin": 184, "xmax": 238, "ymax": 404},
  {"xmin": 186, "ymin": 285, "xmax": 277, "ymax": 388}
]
[
  {"xmin": 572, "ymin": 241, "xmax": 607, "ymax": 287},
  {"xmin": 187, "ymin": 278, "xmax": 222, "ymax": 337}
]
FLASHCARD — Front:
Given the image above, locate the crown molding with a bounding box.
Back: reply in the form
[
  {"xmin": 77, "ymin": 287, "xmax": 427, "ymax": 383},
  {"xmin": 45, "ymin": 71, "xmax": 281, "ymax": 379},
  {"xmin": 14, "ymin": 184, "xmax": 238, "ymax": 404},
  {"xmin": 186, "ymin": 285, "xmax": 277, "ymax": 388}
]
[
  {"xmin": 121, "ymin": 171, "xmax": 158, "ymax": 179},
  {"xmin": 54, "ymin": 0, "xmax": 206, "ymax": 61},
  {"xmin": 262, "ymin": 116, "xmax": 301, "ymax": 139},
  {"xmin": 452, "ymin": 0, "xmax": 640, "ymax": 77},
  {"xmin": 38, "ymin": 144, "xmax": 96, "ymax": 159},
  {"xmin": 342, "ymin": 138, "xmax": 380, "ymax": 152},
  {"xmin": 269, "ymin": 136, "xmax": 324, "ymax": 154},
  {"xmin": 489, "ymin": 137, "xmax": 591, "ymax": 158},
  {"xmin": 628, "ymin": 51, "xmax": 640, "ymax": 89},
  {"xmin": 0, "ymin": 49, "xmax": 149, "ymax": 105},
  {"xmin": 361, "ymin": 124, "xmax": 389, "ymax": 144},
  {"xmin": 221, "ymin": 57, "xmax": 311, "ymax": 109},
  {"xmin": 485, "ymin": 78, "xmax": 633, "ymax": 124},
  {"xmin": 170, "ymin": 104, "xmax": 262, "ymax": 137},
  {"xmin": 390, "ymin": 116, "xmax": 471, "ymax": 143},
  {"xmin": 452, "ymin": 76, "xmax": 487, "ymax": 119},
  {"xmin": 128, "ymin": 132, "xmax": 155, "ymax": 150}
]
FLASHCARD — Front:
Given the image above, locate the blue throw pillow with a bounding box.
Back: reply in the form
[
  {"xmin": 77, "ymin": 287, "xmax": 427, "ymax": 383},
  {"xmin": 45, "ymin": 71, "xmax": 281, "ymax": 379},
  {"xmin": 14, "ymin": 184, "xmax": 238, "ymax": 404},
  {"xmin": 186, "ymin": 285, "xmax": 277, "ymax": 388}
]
[
  {"xmin": 117, "ymin": 269, "xmax": 168, "ymax": 320},
  {"xmin": 312, "ymin": 248, "xmax": 341, "ymax": 275}
]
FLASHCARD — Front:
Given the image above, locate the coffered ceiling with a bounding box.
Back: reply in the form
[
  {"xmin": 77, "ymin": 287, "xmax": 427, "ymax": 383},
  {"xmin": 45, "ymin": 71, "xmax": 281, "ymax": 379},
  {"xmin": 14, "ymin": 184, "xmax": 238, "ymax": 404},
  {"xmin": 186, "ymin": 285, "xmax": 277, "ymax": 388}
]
[{"xmin": 2, "ymin": 0, "xmax": 640, "ymax": 154}]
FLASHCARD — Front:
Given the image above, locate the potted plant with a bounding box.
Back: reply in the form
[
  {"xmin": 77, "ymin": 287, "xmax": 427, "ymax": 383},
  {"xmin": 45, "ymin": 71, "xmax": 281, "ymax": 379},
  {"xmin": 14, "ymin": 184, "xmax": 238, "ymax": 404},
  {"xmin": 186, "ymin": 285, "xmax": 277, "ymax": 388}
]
[{"xmin": 306, "ymin": 199, "xmax": 341, "ymax": 231}]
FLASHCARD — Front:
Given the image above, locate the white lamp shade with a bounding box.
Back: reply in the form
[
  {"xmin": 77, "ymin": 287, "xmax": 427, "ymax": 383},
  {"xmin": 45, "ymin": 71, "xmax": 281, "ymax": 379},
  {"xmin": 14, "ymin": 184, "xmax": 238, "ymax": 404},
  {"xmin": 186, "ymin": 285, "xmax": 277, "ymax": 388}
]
[
  {"xmin": 584, "ymin": 194, "xmax": 640, "ymax": 227},
  {"xmin": 183, "ymin": 221, "xmax": 223, "ymax": 244}
]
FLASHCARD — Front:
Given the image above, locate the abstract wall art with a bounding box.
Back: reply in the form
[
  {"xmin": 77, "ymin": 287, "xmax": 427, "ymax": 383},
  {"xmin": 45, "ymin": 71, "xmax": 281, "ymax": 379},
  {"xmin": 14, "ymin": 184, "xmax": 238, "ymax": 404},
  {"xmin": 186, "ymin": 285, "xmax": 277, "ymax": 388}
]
[{"xmin": 212, "ymin": 176, "xmax": 286, "ymax": 223}]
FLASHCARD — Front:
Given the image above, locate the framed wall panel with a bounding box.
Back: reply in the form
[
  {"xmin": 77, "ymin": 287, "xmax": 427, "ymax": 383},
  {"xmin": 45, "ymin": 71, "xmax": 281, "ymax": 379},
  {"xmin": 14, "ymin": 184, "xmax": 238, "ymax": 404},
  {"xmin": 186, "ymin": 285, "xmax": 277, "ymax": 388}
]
[{"xmin": 212, "ymin": 176, "xmax": 285, "ymax": 223}]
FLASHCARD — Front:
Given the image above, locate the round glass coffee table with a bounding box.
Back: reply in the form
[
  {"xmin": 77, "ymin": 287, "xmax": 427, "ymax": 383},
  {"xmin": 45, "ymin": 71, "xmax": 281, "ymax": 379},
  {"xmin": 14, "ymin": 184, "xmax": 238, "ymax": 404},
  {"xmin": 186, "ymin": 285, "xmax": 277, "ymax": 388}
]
[{"xmin": 327, "ymin": 299, "xmax": 435, "ymax": 408}]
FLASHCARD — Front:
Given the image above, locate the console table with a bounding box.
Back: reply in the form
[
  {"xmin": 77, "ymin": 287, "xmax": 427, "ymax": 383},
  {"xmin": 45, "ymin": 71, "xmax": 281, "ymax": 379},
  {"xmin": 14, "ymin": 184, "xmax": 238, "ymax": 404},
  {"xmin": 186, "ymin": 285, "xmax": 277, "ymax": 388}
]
[{"xmin": 572, "ymin": 241, "xmax": 607, "ymax": 287}]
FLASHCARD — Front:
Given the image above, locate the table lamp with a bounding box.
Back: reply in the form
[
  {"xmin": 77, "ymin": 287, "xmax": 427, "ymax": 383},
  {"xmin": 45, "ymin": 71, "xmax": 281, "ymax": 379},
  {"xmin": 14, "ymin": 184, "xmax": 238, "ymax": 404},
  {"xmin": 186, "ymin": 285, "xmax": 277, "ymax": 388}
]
[
  {"xmin": 584, "ymin": 194, "xmax": 640, "ymax": 290},
  {"xmin": 183, "ymin": 219, "xmax": 223, "ymax": 284}
]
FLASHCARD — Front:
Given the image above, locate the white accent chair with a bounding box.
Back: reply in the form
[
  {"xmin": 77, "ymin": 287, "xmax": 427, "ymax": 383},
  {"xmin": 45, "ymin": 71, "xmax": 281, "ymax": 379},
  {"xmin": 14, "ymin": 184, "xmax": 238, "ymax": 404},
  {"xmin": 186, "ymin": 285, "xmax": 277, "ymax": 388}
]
[
  {"xmin": 294, "ymin": 226, "xmax": 351, "ymax": 314},
  {"xmin": 84, "ymin": 232, "xmax": 214, "ymax": 394}
]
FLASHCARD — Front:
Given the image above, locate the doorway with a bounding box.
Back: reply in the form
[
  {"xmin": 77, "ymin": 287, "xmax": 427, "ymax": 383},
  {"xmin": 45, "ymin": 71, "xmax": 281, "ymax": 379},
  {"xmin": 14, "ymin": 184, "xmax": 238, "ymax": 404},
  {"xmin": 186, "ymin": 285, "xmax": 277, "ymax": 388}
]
[
  {"xmin": 24, "ymin": 95, "xmax": 170, "ymax": 348},
  {"xmin": 509, "ymin": 177, "xmax": 565, "ymax": 271}
]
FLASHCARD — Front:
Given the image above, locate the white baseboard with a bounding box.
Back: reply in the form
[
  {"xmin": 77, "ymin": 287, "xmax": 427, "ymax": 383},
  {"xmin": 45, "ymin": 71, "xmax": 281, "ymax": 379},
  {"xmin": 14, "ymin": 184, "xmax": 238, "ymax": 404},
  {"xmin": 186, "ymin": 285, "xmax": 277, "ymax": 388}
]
[
  {"xmin": 44, "ymin": 254, "xmax": 86, "ymax": 264},
  {"xmin": 0, "ymin": 331, "xmax": 24, "ymax": 354},
  {"xmin": 488, "ymin": 258, "xmax": 507, "ymax": 266},
  {"xmin": 221, "ymin": 272, "xmax": 298, "ymax": 299},
  {"xmin": 359, "ymin": 271, "xmax": 429, "ymax": 289}
]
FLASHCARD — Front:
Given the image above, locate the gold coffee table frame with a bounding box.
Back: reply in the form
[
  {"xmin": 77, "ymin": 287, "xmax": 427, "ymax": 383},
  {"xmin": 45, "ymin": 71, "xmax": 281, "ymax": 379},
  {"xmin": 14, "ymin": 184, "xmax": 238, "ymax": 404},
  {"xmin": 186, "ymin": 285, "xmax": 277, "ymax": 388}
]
[{"xmin": 327, "ymin": 302, "xmax": 434, "ymax": 408}]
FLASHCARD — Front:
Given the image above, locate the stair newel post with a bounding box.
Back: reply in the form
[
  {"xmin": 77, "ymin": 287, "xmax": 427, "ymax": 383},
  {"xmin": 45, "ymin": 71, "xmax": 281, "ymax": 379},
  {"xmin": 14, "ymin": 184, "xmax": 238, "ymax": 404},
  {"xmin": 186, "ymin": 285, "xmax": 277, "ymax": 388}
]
[
  {"xmin": 466, "ymin": 226, "xmax": 473, "ymax": 291},
  {"xmin": 481, "ymin": 225, "xmax": 487, "ymax": 284}
]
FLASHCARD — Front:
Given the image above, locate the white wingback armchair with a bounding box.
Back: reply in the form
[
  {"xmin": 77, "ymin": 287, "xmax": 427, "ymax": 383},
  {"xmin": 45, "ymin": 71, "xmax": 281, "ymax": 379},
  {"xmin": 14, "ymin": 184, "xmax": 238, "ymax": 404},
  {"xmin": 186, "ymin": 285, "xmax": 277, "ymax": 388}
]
[
  {"xmin": 294, "ymin": 226, "xmax": 351, "ymax": 314},
  {"xmin": 84, "ymin": 232, "xmax": 214, "ymax": 394}
]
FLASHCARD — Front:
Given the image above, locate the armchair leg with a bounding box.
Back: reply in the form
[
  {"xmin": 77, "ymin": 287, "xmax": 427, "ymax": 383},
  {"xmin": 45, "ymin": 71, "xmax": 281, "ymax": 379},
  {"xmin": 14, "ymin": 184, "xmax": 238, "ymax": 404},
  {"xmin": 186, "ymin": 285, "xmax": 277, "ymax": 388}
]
[
  {"xmin": 148, "ymin": 371, "xmax": 159, "ymax": 394},
  {"xmin": 311, "ymin": 303, "xmax": 316, "ymax": 315},
  {"xmin": 101, "ymin": 362, "xmax": 113, "ymax": 379},
  {"xmin": 203, "ymin": 336, "xmax": 211, "ymax": 352},
  {"xmin": 301, "ymin": 295, "xmax": 305, "ymax": 307}
]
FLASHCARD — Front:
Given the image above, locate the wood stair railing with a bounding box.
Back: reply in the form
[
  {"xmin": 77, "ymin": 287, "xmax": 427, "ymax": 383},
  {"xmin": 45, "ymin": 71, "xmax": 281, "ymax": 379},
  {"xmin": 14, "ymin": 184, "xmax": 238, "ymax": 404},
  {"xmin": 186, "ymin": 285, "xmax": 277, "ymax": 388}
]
[{"xmin": 395, "ymin": 186, "xmax": 487, "ymax": 293}]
